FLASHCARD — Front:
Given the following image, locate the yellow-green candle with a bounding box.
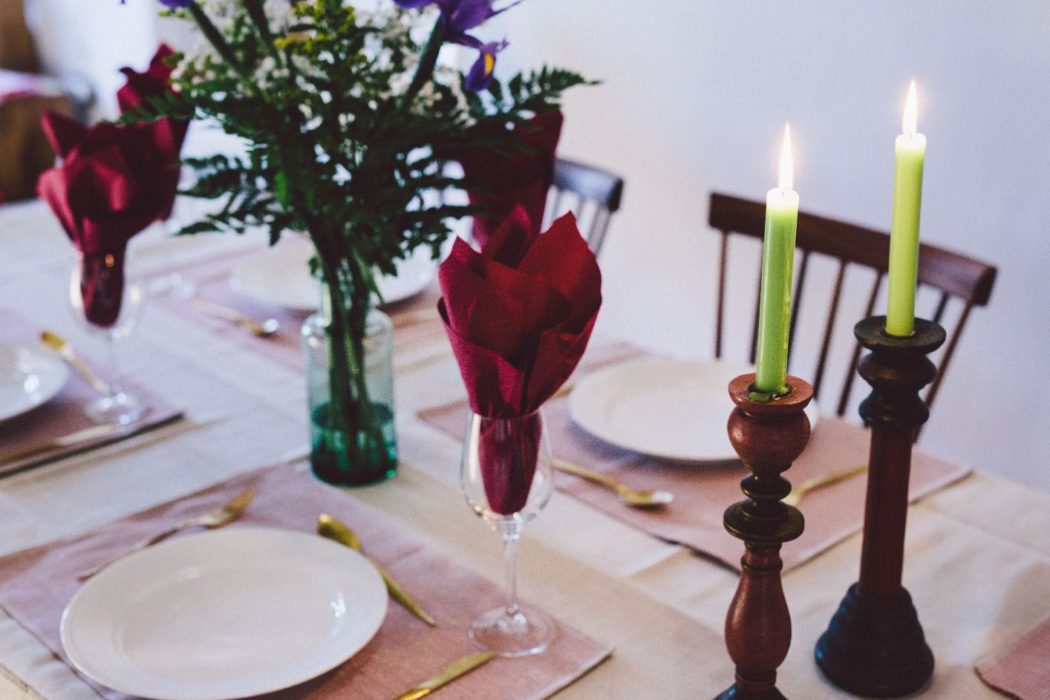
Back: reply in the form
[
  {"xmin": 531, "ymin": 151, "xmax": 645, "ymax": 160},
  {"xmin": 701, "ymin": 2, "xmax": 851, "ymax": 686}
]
[
  {"xmin": 754, "ymin": 125, "xmax": 800, "ymax": 396},
  {"xmin": 886, "ymin": 81, "xmax": 926, "ymax": 336}
]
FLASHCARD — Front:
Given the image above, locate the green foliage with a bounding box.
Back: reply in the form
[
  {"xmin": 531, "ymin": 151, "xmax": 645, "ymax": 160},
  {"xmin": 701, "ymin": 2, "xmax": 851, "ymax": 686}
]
[{"xmin": 136, "ymin": 0, "xmax": 590, "ymax": 305}]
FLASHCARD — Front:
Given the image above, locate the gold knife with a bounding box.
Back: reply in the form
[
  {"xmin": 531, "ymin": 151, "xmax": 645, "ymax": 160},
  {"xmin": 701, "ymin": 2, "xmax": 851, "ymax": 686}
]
[
  {"xmin": 393, "ymin": 651, "xmax": 496, "ymax": 700},
  {"xmin": 0, "ymin": 409, "xmax": 177, "ymax": 472},
  {"xmin": 317, "ymin": 514, "xmax": 437, "ymax": 627}
]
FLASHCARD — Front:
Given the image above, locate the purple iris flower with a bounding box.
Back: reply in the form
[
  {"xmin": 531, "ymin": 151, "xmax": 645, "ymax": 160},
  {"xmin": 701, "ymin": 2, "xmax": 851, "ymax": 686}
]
[
  {"xmin": 395, "ymin": 0, "xmax": 521, "ymax": 91},
  {"xmin": 463, "ymin": 39, "xmax": 507, "ymax": 92},
  {"xmin": 396, "ymin": 0, "xmax": 520, "ymax": 37}
]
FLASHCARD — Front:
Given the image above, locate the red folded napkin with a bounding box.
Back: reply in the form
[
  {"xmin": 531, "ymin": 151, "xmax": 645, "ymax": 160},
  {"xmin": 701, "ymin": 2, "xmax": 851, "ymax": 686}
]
[
  {"xmin": 438, "ymin": 207, "xmax": 602, "ymax": 513},
  {"xmin": 458, "ymin": 111, "xmax": 563, "ymax": 248},
  {"xmin": 37, "ymin": 112, "xmax": 181, "ymax": 327},
  {"xmin": 117, "ymin": 44, "xmax": 188, "ymax": 222}
]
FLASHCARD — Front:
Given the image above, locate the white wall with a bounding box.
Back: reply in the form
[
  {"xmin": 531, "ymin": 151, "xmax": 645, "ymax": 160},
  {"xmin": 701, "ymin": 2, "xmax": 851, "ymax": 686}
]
[
  {"xmin": 25, "ymin": 0, "xmax": 158, "ymax": 117},
  {"xmin": 494, "ymin": 1, "xmax": 1050, "ymax": 491}
]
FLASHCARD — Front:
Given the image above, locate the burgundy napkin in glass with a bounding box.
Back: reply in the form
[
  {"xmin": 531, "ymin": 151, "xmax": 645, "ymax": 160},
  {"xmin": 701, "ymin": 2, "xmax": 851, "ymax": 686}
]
[
  {"xmin": 458, "ymin": 110, "xmax": 563, "ymax": 248},
  {"xmin": 117, "ymin": 43, "xmax": 188, "ymax": 221},
  {"xmin": 439, "ymin": 207, "xmax": 602, "ymax": 513},
  {"xmin": 36, "ymin": 112, "xmax": 181, "ymax": 327}
]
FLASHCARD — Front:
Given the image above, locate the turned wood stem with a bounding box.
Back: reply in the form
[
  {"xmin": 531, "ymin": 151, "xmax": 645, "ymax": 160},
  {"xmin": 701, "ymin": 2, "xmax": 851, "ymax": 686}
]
[{"xmin": 718, "ymin": 374, "xmax": 813, "ymax": 700}]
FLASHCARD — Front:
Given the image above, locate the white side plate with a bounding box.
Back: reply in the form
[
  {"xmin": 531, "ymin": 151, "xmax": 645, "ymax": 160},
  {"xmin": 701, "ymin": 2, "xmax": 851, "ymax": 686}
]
[
  {"xmin": 569, "ymin": 357, "xmax": 820, "ymax": 462},
  {"xmin": 230, "ymin": 236, "xmax": 435, "ymax": 311},
  {"xmin": 61, "ymin": 527, "xmax": 387, "ymax": 700},
  {"xmin": 0, "ymin": 343, "xmax": 69, "ymax": 423}
]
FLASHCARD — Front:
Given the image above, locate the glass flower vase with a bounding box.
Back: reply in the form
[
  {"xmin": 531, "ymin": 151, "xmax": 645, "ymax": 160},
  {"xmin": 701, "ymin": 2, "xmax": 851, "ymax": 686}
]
[{"xmin": 302, "ymin": 287, "xmax": 397, "ymax": 486}]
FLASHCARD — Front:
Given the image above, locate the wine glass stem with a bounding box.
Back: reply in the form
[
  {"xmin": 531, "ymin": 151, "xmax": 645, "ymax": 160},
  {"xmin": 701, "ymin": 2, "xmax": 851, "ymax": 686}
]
[
  {"xmin": 105, "ymin": 334, "xmax": 125, "ymax": 398},
  {"xmin": 500, "ymin": 518, "xmax": 522, "ymax": 616}
]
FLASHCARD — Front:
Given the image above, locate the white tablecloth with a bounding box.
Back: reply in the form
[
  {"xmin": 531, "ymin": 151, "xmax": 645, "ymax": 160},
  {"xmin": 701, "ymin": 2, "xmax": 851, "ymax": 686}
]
[{"xmin": 1, "ymin": 199, "xmax": 1047, "ymax": 699}]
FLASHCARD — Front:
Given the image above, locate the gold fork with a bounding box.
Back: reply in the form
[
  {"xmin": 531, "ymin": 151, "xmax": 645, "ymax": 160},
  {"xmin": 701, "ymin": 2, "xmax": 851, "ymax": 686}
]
[
  {"xmin": 553, "ymin": 458, "xmax": 673, "ymax": 508},
  {"xmin": 783, "ymin": 465, "xmax": 868, "ymax": 508},
  {"xmin": 78, "ymin": 488, "xmax": 255, "ymax": 580}
]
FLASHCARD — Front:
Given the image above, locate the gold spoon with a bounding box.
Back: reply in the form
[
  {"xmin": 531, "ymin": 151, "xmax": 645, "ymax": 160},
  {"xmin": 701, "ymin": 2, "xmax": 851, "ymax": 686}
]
[
  {"xmin": 783, "ymin": 464, "xmax": 869, "ymax": 508},
  {"xmin": 191, "ymin": 298, "xmax": 279, "ymax": 337},
  {"xmin": 78, "ymin": 488, "xmax": 255, "ymax": 580},
  {"xmin": 553, "ymin": 458, "xmax": 673, "ymax": 508}
]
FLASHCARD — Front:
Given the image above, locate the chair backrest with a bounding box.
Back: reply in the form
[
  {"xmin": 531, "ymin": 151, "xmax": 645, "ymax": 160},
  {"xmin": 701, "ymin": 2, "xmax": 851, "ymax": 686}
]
[
  {"xmin": 0, "ymin": 0, "xmax": 38, "ymax": 73},
  {"xmin": 545, "ymin": 158, "xmax": 624, "ymax": 255},
  {"xmin": 707, "ymin": 191, "xmax": 996, "ymax": 418}
]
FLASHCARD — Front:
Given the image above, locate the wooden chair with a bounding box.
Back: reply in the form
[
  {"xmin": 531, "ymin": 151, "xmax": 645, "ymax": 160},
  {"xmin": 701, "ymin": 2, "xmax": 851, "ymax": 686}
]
[
  {"xmin": 707, "ymin": 191, "xmax": 996, "ymax": 419},
  {"xmin": 545, "ymin": 158, "xmax": 624, "ymax": 255}
]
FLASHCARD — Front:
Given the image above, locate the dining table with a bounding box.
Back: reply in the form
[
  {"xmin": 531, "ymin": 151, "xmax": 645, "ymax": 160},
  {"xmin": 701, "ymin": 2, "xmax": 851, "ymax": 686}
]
[{"xmin": 0, "ymin": 196, "xmax": 1048, "ymax": 700}]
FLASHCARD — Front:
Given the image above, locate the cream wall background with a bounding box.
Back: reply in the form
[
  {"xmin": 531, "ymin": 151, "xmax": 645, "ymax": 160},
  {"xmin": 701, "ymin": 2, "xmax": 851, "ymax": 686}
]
[{"xmin": 25, "ymin": 1, "xmax": 1050, "ymax": 491}]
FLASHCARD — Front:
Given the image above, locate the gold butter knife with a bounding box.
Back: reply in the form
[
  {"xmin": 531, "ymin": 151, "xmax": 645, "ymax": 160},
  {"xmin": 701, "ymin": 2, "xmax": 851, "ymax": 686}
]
[
  {"xmin": 318, "ymin": 514, "xmax": 437, "ymax": 627},
  {"xmin": 393, "ymin": 651, "xmax": 496, "ymax": 700}
]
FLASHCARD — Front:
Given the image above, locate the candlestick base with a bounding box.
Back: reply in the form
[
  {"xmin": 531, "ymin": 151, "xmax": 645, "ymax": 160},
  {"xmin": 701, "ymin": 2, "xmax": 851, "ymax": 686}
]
[
  {"xmin": 714, "ymin": 684, "xmax": 787, "ymax": 700},
  {"xmin": 815, "ymin": 583, "xmax": 933, "ymax": 698}
]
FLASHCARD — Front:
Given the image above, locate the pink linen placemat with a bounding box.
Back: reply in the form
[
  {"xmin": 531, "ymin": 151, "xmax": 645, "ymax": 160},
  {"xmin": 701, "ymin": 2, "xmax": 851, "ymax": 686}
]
[
  {"xmin": 976, "ymin": 614, "xmax": 1050, "ymax": 700},
  {"xmin": 0, "ymin": 309, "xmax": 183, "ymax": 476},
  {"xmin": 419, "ymin": 348, "xmax": 971, "ymax": 572},
  {"xmin": 0, "ymin": 463, "xmax": 611, "ymax": 699}
]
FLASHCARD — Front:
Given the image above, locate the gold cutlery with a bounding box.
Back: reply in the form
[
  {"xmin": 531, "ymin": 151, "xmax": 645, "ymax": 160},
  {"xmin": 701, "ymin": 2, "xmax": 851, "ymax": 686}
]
[
  {"xmin": 391, "ymin": 309, "xmax": 438, "ymax": 329},
  {"xmin": 190, "ymin": 298, "xmax": 279, "ymax": 337},
  {"xmin": 78, "ymin": 488, "xmax": 255, "ymax": 580},
  {"xmin": 393, "ymin": 651, "xmax": 496, "ymax": 700},
  {"xmin": 783, "ymin": 464, "xmax": 869, "ymax": 508},
  {"xmin": 0, "ymin": 409, "xmax": 163, "ymax": 470},
  {"xmin": 40, "ymin": 330, "xmax": 112, "ymax": 395},
  {"xmin": 553, "ymin": 458, "xmax": 673, "ymax": 508},
  {"xmin": 318, "ymin": 513, "xmax": 437, "ymax": 627}
]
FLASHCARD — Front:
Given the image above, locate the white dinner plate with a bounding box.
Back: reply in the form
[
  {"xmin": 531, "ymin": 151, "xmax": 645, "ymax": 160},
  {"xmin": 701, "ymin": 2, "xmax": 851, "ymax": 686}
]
[
  {"xmin": 0, "ymin": 343, "xmax": 69, "ymax": 423},
  {"xmin": 230, "ymin": 236, "xmax": 435, "ymax": 311},
  {"xmin": 61, "ymin": 527, "xmax": 388, "ymax": 700},
  {"xmin": 569, "ymin": 357, "xmax": 820, "ymax": 462}
]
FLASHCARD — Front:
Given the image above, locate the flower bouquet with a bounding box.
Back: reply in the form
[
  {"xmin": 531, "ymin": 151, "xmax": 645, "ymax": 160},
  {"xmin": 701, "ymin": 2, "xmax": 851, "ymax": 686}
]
[{"xmin": 128, "ymin": 0, "xmax": 591, "ymax": 484}]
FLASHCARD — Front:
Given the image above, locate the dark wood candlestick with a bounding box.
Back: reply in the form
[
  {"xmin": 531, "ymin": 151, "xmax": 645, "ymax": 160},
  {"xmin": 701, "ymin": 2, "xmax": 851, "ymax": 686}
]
[
  {"xmin": 815, "ymin": 316, "xmax": 945, "ymax": 697},
  {"xmin": 717, "ymin": 374, "xmax": 813, "ymax": 700}
]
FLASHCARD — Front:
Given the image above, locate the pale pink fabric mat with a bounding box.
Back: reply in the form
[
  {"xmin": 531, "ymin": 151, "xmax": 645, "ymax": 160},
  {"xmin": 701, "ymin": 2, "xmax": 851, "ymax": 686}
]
[
  {"xmin": 0, "ymin": 463, "xmax": 611, "ymax": 699},
  {"xmin": 420, "ymin": 346, "xmax": 971, "ymax": 571},
  {"xmin": 153, "ymin": 254, "xmax": 443, "ymax": 370},
  {"xmin": 0, "ymin": 309, "xmax": 183, "ymax": 476},
  {"xmin": 976, "ymin": 614, "xmax": 1050, "ymax": 700}
]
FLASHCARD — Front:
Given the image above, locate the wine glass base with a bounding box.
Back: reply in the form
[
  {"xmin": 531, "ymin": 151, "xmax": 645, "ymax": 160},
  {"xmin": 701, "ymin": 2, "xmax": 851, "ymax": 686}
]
[
  {"xmin": 86, "ymin": 392, "xmax": 145, "ymax": 426},
  {"xmin": 469, "ymin": 604, "xmax": 556, "ymax": 657}
]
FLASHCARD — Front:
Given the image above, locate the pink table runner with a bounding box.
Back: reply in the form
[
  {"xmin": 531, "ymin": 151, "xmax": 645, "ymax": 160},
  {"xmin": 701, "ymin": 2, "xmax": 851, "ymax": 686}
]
[
  {"xmin": 0, "ymin": 463, "xmax": 611, "ymax": 699},
  {"xmin": 0, "ymin": 309, "xmax": 183, "ymax": 476},
  {"xmin": 976, "ymin": 614, "xmax": 1050, "ymax": 700},
  {"xmin": 420, "ymin": 347, "xmax": 971, "ymax": 572}
]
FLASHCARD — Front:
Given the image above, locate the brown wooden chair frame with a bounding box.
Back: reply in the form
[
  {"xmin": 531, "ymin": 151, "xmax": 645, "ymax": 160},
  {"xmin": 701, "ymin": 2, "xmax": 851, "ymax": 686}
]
[{"xmin": 708, "ymin": 192, "xmax": 996, "ymax": 417}]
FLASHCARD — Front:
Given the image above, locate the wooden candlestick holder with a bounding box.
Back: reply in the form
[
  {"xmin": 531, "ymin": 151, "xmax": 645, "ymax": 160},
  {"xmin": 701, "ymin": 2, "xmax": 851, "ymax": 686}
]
[
  {"xmin": 815, "ymin": 316, "xmax": 945, "ymax": 697},
  {"xmin": 716, "ymin": 374, "xmax": 813, "ymax": 700}
]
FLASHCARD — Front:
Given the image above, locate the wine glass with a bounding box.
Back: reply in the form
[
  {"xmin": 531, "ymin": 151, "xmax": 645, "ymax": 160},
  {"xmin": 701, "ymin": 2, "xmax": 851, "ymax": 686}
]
[
  {"xmin": 460, "ymin": 410, "xmax": 556, "ymax": 657},
  {"xmin": 68, "ymin": 250, "xmax": 146, "ymax": 425}
]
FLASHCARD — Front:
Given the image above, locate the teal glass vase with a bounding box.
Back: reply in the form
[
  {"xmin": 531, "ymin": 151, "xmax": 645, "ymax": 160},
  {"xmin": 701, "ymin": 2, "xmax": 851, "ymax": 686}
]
[{"xmin": 302, "ymin": 289, "xmax": 397, "ymax": 486}]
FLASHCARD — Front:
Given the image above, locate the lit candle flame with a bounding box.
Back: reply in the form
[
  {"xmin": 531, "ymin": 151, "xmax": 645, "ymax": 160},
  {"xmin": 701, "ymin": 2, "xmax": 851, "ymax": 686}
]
[
  {"xmin": 778, "ymin": 124, "xmax": 794, "ymax": 191},
  {"xmin": 903, "ymin": 80, "xmax": 919, "ymax": 136}
]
